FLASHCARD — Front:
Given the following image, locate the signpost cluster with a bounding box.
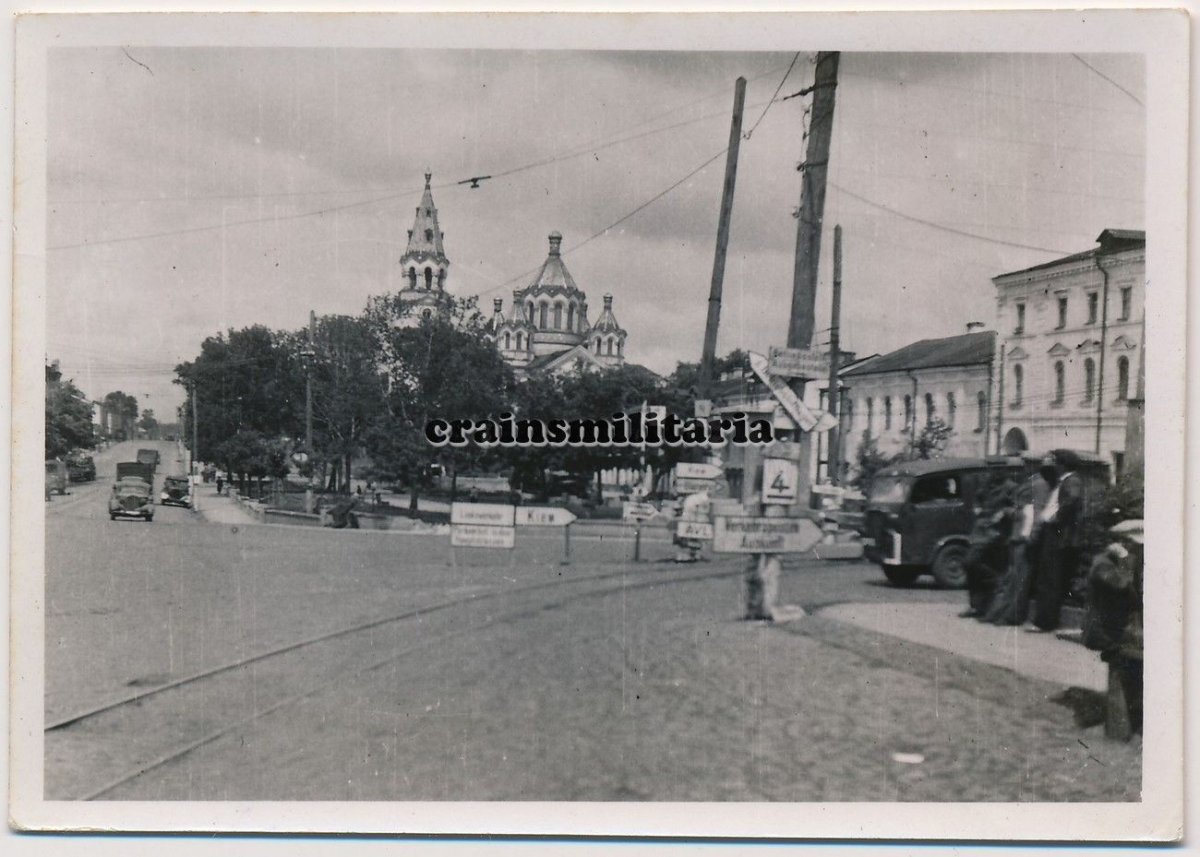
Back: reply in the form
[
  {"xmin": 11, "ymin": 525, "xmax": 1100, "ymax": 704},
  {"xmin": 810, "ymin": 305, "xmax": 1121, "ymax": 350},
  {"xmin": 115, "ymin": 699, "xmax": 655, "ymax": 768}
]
[{"xmin": 450, "ymin": 502, "xmax": 577, "ymax": 562}]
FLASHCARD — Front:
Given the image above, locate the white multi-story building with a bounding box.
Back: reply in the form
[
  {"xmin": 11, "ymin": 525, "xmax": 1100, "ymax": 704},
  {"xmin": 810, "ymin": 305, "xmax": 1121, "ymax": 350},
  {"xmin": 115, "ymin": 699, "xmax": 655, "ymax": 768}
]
[
  {"xmin": 992, "ymin": 229, "xmax": 1144, "ymax": 475},
  {"xmin": 836, "ymin": 330, "xmax": 996, "ymax": 467}
]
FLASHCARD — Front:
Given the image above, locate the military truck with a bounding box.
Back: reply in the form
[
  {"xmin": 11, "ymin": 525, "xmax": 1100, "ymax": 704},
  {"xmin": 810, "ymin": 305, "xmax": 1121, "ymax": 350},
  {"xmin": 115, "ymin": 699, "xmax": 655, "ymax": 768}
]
[
  {"xmin": 116, "ymin": 461, "xmax": 155, "ymax": 488},
  {"xmin": 136, "ymin": 448, "xmax": 161, "ymax": 473}
]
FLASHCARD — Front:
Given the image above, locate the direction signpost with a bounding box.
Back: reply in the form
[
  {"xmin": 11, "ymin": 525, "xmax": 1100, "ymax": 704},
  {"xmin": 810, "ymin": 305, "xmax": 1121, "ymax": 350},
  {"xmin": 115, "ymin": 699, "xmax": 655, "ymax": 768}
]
[
  {"xmin": 675, "ymin": 462, "xmax": 722, "ymax": 481},
  {"xmin": 712, "ymin": 516, "xmax": 820, "ymax": 554},
  {"xmin": 516, "ymin": 506, "xmax": 578, "ymax": 564},
  {"xmin": 748, "ymin": 352, "xmax": 837, "ymax": 433},
  {"xmin": 623, "ymin": 500, "xmax": 658, "ymax": 561},
  {"xmin": 768, "ymin": 346, "xmax": 831, "ymax": 380},
  {"xmin": 449, "ymin": 502, "xmax": 516, "ymax": 553}
]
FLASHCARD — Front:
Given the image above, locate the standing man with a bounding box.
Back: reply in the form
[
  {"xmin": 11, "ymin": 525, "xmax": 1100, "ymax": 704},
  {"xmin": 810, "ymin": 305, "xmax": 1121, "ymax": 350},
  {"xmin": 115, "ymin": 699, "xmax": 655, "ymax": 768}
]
[
  {"xmin": 991, "ymin": 455, "xmax": 1054, "ymax": 625},
  {"xmin": 1032, "ymin": 450, "xmax": 1083, "ymax": 631}
]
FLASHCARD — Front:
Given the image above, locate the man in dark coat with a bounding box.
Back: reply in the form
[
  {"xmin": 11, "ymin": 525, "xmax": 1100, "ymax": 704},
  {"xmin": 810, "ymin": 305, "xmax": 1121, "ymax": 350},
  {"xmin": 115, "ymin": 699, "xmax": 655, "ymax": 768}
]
[
  {"xmin": 1032, "ymin": 450, "xmax": 1085, "ymax": 631},
  {"xmin": 962, "ymin": 472, "xmax": 1017, "ymax": 619}
]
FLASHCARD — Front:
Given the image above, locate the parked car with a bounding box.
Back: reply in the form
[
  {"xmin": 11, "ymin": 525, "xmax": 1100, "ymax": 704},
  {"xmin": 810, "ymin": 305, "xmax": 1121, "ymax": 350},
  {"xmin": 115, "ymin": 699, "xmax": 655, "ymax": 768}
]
[
  {"xmin": 109, "ymin": 478, "xmax": 155, "ymax": 521},
  {"xmin": 45, "ymin": 459, "xmax": 68, "ymax": 497},
  {"xmin": 160, "ymin": 475, "xmax": 192, "ymax": 508},
  {"xmin": 66, "ymin": 452, "xmax": 96, "ymax": 482},
  {"xmin": 862, "ymin": 456, "xmax": 1028, "ymax": 588}
]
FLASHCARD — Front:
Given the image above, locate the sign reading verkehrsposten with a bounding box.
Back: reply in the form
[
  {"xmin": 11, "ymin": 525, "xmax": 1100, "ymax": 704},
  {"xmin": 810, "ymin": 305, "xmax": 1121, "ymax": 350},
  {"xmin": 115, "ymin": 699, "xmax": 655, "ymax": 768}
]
[{"xmin": 450, "ymin": 502, "xmax": 516, "ymax": 526}]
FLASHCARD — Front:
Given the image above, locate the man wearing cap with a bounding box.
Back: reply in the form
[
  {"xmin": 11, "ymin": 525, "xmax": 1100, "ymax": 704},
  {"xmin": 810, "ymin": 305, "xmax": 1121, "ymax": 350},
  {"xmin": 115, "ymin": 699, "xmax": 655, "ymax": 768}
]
[{"xmin": 1032, "ymin": 450, "xmax": 1084, "ymax": 631}]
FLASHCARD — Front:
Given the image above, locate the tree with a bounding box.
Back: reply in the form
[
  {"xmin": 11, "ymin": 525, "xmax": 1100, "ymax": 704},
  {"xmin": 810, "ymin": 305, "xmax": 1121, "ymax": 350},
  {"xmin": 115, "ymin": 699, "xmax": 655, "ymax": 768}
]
[
  {"xmin": 45, "ymin": 361, "xmax": 95, "ymax": 458},
  {"xmin": 101, "ymin": 390, "xmax": 139, "ymax": 441},
  {"xmin": 910, "ymin": 417, "xmax": 953, "ymax": 460},
  {"xmin": 285, "ymin": 314, "xmax": 387, "ymax": 493},
  {"xmin": 138, "ymin": 409, "xmax": 159, "ymax": 440},
  {"xmin": 364, "ymin": 294, "xmax": 516, "ymax": 509},
  {"xmin": 851, "ymin": 430, "xmax": 893, "ymax": 493},
  {"xmin": 214, "ymin": 430, "xmax": 291, "ymax": 498},
  {"xmin": 175, "ymin": 325, "xmax": 303, "ymax": 464}
]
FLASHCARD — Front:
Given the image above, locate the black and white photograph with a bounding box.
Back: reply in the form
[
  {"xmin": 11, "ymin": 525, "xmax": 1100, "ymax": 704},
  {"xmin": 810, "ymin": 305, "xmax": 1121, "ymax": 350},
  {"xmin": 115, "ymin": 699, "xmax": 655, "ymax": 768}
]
[{"xmin": 9, "ymin": 8, "xmax": 1189, "ymax": 842}]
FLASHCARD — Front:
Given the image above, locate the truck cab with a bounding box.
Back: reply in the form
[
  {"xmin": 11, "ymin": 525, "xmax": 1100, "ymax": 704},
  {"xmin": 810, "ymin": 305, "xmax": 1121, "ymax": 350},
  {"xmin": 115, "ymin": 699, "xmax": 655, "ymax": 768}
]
[{"xmin": 863, "ymin": 457, "xmax": 1026, "ymax": 588}]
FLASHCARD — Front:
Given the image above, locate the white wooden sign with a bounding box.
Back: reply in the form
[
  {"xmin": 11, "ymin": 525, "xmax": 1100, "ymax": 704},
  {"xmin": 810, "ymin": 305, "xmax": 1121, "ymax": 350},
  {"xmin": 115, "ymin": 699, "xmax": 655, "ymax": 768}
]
[
  {"xmin": 450, "ymin": 524, "xmax": 516, "ymax": 549},
  {"xmin": 450, "ymin": 502, "xmax": 516, "ymax": 527},
  {"xmin": 515, "ymin": 507, "xmax": 577, "ymax": 527},
  {"xmin": 712, "ymin": 516, "xmax": 821, "ymax": 554},
  {"xmin": 762, "ymin": 458, "xmax": 800, "ymax": 505},
  {"xmin": 623, "ymin": 501, "xmax": 659, "ymax": 522},
  {"xmin": 676, "ymin": 462, "xmax": 723, "ymax": 480},
  {"xmin": 676, "ymin": 520, "xmax": 715, "ymax": 540},
  {"xmin": 768, "ymin": 346, "xmax": 831, "ymax": 379}
]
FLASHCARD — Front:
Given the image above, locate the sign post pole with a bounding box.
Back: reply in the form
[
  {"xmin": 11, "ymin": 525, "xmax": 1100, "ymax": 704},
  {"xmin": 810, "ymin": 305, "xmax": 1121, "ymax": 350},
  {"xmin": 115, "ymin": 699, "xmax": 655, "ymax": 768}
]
[
  {"xmin": 563, "ymin": 523, "xmax": 571, "ymax": 565},
  {"xmin": 634, "ymin": 523, "xmax": 642, "ymax": 563}
]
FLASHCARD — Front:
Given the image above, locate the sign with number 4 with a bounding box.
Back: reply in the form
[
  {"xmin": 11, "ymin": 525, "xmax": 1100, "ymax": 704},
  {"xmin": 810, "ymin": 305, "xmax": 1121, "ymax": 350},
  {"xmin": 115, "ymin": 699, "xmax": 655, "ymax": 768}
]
[{"xmin": 762, "ymin": 458, "xmax": 799, "ymax": 504}]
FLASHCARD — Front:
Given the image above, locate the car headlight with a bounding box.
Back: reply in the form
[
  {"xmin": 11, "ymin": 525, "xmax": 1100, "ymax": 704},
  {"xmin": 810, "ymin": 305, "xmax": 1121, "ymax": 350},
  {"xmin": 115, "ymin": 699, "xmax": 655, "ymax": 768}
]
[{"xmin": 160, "ymin": 493, "xmax": 168, "ymax": 500}]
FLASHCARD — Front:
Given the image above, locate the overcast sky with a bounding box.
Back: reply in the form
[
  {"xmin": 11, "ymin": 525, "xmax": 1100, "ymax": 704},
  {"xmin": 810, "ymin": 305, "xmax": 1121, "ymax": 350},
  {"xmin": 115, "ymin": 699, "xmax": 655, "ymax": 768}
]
[{"xmin": 46, "ymin": 48, "xmax": 1144, "ymax": 416}]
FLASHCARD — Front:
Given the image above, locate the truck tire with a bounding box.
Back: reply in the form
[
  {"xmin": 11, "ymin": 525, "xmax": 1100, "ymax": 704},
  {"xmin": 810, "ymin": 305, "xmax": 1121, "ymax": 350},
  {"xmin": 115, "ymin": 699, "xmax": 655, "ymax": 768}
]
[
  {"xmin": 931, "ymin": 544, "xmax": 969, "ymax": 589},
  {"xmin": 883, "ymin": 566, "xmax": 921, "ymax": 587}
]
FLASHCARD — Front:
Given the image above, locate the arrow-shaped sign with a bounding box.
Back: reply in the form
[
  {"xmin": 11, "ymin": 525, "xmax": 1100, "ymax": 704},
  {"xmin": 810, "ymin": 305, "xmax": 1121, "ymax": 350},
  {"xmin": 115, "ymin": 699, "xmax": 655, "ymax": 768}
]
[
  {"xmin": 623, "ymin": 501, "xmax": 659, "ymax": 522},
  {"xmin": 675, "ymin": 462, "xmax": 722, "ymax": 480},
  {"xmin": 515, "ymin": 507, "xmax": 577, "ymax": 527},
  {"xmin": 748, "ymin": 351, "xmax": 837, "ymax": 433}
]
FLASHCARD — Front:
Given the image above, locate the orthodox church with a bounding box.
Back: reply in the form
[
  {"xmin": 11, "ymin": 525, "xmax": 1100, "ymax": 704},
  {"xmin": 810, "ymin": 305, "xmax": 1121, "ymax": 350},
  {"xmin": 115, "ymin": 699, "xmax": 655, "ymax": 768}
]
[{"xmin": 396, "ymin": 174, "xmax": 627, "ymax": 375}]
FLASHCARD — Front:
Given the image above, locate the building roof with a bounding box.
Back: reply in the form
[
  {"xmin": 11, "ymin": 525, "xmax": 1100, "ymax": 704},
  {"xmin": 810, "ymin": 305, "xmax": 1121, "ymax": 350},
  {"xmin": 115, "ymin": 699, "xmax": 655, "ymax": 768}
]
[
  {"xmin": 520, "ymin": 232, "xmax": 582, "ymax": 296},
  {"xmin": 842, "ymin": 331, "xmax": 996, "ymax": 378},
  {"xmin": 993, "ymin": 228, "xmax": 1145, "ymax": 280},
  {"xmin": 590, "ymin": 294, "xmax": 624, "ymax": 335},
  {"xmin": 402, "ymin": 172, "xmax": 447, "ymax": 262}
]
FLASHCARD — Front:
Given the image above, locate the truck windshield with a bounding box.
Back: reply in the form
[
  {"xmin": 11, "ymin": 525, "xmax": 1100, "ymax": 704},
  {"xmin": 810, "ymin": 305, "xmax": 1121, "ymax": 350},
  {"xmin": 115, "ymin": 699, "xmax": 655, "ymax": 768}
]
[{"xmin": 868, "ymin": 476, "xmax": 910, "ymax": 505}]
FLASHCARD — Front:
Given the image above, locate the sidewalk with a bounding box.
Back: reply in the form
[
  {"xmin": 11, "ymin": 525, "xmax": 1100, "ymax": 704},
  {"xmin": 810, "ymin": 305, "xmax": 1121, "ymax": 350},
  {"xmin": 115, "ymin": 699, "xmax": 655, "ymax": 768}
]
[
  {"xmin": 819, "ymin": 601, "xmax": 1107, "ymax": 691},
  {"xmin": 192, "ymin": 481, "xmax": 260, "ymax": 526}
]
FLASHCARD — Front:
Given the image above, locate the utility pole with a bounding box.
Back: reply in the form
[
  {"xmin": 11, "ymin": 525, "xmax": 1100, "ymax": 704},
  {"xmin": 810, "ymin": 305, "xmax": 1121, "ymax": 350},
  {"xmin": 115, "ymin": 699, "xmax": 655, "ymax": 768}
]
[
  {"xmin": 190, "ymin": 381, "xmax": 199, "ymax": 511},
  {"xmin": 826, "ymin": 224, "xmax": 843, "ymax": 485},
  {"xmin": 698, "ymin": 76, "xmax": 747, "ymax": 394},
  {"xmin": 304, "ymin": 310, "xmax": 316, "ymax": 515},
  {"xmin": 787, "ymin": 51, "xmax": 839, "ymax": 496}
]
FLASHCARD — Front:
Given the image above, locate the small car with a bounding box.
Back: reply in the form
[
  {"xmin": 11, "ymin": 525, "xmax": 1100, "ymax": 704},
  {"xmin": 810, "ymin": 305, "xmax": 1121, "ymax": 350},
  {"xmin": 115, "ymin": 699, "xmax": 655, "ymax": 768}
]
[
  {"xmin": 160, "ymin": 475, "xmax": 192, "ymax": 508},
  {"xmin": 66, "ymin": 452, "xmax": 96, "ymax": 482},
  {"xmin": 109, "ymin": 479, "xmax": 155, "ymax": 521}
]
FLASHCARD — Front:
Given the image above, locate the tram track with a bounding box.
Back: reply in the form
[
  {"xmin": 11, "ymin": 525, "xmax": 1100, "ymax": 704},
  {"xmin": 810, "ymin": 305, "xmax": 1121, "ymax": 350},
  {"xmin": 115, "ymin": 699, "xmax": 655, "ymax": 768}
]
[{"xmin": 47, "ymin": 559, "xmax": 746, "ymax": 800}]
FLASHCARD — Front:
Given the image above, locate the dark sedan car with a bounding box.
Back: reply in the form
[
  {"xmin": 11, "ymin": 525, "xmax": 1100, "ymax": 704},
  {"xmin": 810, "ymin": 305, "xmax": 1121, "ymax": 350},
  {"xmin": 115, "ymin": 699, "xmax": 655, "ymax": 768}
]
[
  {"xmin": 160, "ymin": 475, "xmax": 192, "ymax": 508},
  {"xmin": 109, "ymin": 479, "xmax": 155, "ymax": 522}
]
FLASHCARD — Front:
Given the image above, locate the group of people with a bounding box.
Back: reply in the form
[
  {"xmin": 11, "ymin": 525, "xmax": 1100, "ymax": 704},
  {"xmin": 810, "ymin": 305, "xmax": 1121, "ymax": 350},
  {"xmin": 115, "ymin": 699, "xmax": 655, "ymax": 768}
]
[{"xmin": 963, "ymin": 449, "xmax": 1092, "ymax": 632}]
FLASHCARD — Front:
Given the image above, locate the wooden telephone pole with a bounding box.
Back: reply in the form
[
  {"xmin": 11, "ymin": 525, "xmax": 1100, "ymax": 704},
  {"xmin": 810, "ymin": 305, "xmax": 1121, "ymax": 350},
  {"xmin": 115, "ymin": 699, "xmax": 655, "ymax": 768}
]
[
  {"xmin": 787, "ymin": 50, "xmax": 839, "ymax": 495},
  {"xmin": 698, "ymin": 77, "xmax": 747, "ymax": 394}
]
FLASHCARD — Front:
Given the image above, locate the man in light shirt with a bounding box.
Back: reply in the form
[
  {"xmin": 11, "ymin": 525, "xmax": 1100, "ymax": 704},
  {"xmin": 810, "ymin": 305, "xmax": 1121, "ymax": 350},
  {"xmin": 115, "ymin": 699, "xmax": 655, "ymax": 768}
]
[{"xmin": 1032, "ymin": 450, "xmax": 1084, "ymax": 631}]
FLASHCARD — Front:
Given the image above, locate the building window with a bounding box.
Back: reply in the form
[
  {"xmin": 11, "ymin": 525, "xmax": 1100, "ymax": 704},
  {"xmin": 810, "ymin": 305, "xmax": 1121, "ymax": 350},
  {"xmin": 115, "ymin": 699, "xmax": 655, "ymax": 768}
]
[
  {"xmin": 976, "ymin": 391, "xmax": 986, "ymax": 432},
  {"xmin": 866, "ymin": 397, "xmax": 874, "ymax": 433},
  {"xmin": 504, "ymin": 332, "xmax": 511, "ymax": 350},
  {"xmin": 1012, "ymin": 365, "xmax": 1023, "ymax": 407},
  {"xmin": 903, "ymin": 395, "xmax": 912, "ymax": 430},
  {"xmin": 1117, "ymin": 356, "xmax": 1130, "ymax": 400},
  {"xmin": 595, "ymin": 339, "xmax": 601, "ymax": 355},
  {"xmin": 606, "ymin": 339, "xmax": 613, "ymax": 356},
  {"xmin": 946, "ymin": 392, "xmax": 956, "ymax": 428},
  {"xmin": 425, "ymin": 228, "xmax": 433, "ymax": 242},
  {"xmin": 883, "ymin": 396, "xmax": 892, "ymax": 430},
  {"xmin": 1087, "ymin": 292, "xmax": 1098, "ymax": 325},
  {"xmin": 424, "ymin": 267, "xmax": 433, "ymax": 290},
  {"xmin": 617, "ymin": 339, "xmax": 623, "ymax": 357},
  {"xmin": 408, "ymin": 267, "xmax": 417, "ymax": 289},
  {"xmin": 421, "ymin": 309, "xmax": 432, "ymax": 320},
  {"xmin": 553, "ymin": 304, "xmax": 563, "ymax": 330},
  {"xmin": 567, "ymin": 304, "xmax": 575, "ymax": 331},
  {"xmin": 1015, "ymin": 302, "xmax": 1026, "ymax": 334},
  {"xmin": 526, "ymin": 303, "xmax": 534, "ymax": 324},
  {"xmin": 924, "ymin": 393, "xmax": 935, "ymax": 424},
  {"xmin": 1056, "ymin": 296, "xmax": 1068, "ymax": 330},
  {"xmin": 1084, "ymin": 358, "xmax": 1096, "ymax": 403},
  {"xmin": 538, "ymin": 304, "xmax": 548, "ymax": 329},
  {"xmin": 437, "ymin": 269, "xmax": 445, "ymax": 290},
  {"xmin": 1120, "ymin": 287, "xmax": 1132, "ymax": 321},
  {"xmin": 845, "ymin": 399, "xmax": 854, "ymax": 432},
  {"xmin": 516, "ymin": 332, "xmax": 523, "ymax": 350},
  {"xmin": 1053, "ymin": 361, "xmax": 1065, "ymax": 404}
]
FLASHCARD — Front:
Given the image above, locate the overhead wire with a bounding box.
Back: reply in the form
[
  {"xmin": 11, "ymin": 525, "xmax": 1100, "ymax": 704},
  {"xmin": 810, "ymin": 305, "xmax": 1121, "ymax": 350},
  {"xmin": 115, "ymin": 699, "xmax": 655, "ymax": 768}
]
[{"xmin": 742, "ymin": 52, "xmax": 803, "ymax": 140}]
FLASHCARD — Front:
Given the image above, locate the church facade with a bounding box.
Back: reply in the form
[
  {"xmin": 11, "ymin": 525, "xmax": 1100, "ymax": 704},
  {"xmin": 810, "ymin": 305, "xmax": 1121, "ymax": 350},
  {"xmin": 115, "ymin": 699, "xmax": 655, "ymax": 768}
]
[{"xmin": 395, "ymin": 175, "xmax": 627, "ymax": 374}]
